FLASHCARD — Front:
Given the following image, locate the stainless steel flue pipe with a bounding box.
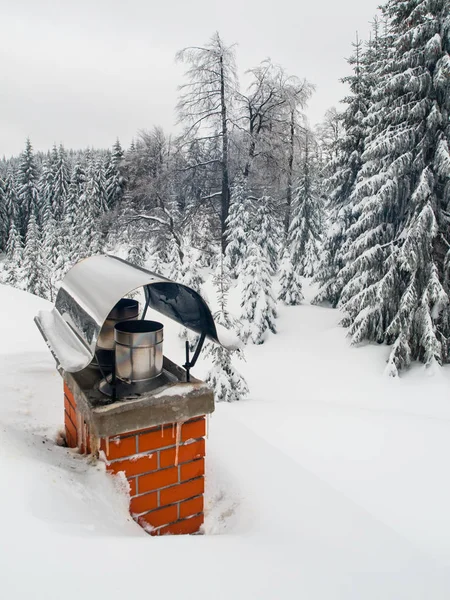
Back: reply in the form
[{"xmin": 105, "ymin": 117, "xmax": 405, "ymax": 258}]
[
  {"xmin": 97, "ymin": 298, "xmax": 140, "ymax": 351},
  {"xmin": 114, "ymin": 320, "xmax": 164, "ymax": 383}
]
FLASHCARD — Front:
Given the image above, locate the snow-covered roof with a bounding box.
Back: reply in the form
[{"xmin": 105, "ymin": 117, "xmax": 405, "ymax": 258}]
[{"xmin": 34, "ymin": 254, "xmax": 230, "ymax": 373}]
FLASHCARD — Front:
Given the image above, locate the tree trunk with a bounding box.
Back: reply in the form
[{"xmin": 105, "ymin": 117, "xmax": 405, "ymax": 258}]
[
  {"xmin": 244, "ymin": 106, "xmax": 255, "ymax": 179},
  {"xmin": 220, "ymin": 55, "xmax": 230, "ymax": 254},
  {"xmin": 284, "ymin": 109, "xmax": 295, "ymax": 236}
]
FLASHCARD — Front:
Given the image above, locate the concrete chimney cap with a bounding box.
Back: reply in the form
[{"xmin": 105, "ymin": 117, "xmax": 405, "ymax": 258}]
[{"xmin": 34, "ymin": 254, "xmax": 233, "ymax": 374}]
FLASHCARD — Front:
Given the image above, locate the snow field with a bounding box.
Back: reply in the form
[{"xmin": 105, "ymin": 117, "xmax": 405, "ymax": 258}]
[{"xmin": 1, "ymin": 282, "xmax": 450, "ymax": 599}]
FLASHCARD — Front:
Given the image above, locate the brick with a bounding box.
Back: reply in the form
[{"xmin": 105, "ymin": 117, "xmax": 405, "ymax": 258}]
[
  {"xmin": 149, "ymin": 418, "xmax": 206, "ymax": 445},
  {"xmin": 138, "ymin": 429, "xmax": 178, "ymax": 453},
  {"xmin": 65, "ymin": 431, "xmax": 75, "ymax": 448},
  {"xmin": 182, "ymin": 418, "xmax": 206, "ymax": 442},
  {"xmin": 65, "ymin": 412, "xmax": 77, "ymax": 448},
  {"xmin": 180, "ymin": 458, "xmax": 204, "ymax": 482},
  {"xmin": 128, "ymin": 477, "xmax": 137, "ymax": 497},
  {"xmin": 101, "ymin": 435, "xmax": 137, "ymax": 460},
  {"xmin": 138, "ymin": 505, "xmax": 178, "ymax": 530},
  {"xmin": 107, "ymin": 453, "xmax": 158, "ymax": 478},
  {"xmin": 64, "ymin": 382, "xmax": 75, "ymax": 406},
  {"xmin": 64, "ymin": 395, "xmax": 73, "ymax": 421},
  {"xmin": 130, "ymin": 491, "xmax": 158, "ymax": 515},
  {"xmin": 158, "ymin": 514, "xmax": 204, "ymax": 536},
  {"xmin": 160, "ymin": 477, "xmax": 204, "ymax": 506},
  {"xmin": 138, "ymin": 467, "xmax": 178, "ymax": 494},
  {"xmin": 160, "ymin": 439, "xmax": 205, "ymax": 468},
  {"xmin": 179, "ymin": 496, "xmax": 203, "ymax": 519}
]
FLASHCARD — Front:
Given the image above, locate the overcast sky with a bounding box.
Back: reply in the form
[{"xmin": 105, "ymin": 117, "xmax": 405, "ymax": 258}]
[{"xmin": 1, "ymin": 0, "xmax": 380, "ymax": 157}]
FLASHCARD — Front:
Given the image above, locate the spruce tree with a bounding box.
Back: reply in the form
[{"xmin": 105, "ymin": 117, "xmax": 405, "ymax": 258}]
[
  {"xmin": 167, "ymin": 240, "xmax": 182, "ymax": 280},
  {"xmin": 337, "ymin": 0, "xmax": 450, "ymax": 375},
  {"xmin": 279, "ymin": 131, "xmax": 322, "ymax": 304},
  {"xmin": 105, "ymin": 139, "xmax": 125, "ymax": 209},
  {"xmin": 52, "ymin": 144, "xmax": 70, "ymax": 220},
  {"xmin": 179, "ymin": 247, "xmax": 205, "ymax": 342},
  {"xmin": 240, "ymin": 239, "xmax": 277, "ymax": 344},
  {"xmin": 278, "ymin": 249, "xmax": 304, "ymax": 305},
  {"xmin": 2, "ymin": 221, "xmax": 23, "ymax": 288},
  {"xmin": 22, "ymin": 214, "xmax": 48, "ymax": 298},
  {"xmin": 17, "ymin": 139, "xmax": 39, "ymax": 238},
  {"xmin": 51, "ymin": 225, "xmax": 71, "ymax": 297},
  {"xmin": 314, "ymin": 34, "xmax": 372, "ymax": 307},
  {"xmin": 3, "ymin": 166, "xmax": 19, "ymax": 232},
  {"xmin": 179, "ymin": 246, "xmax": 204, "ymax": 293},
  {"xmin": 256, "ymin": 194, "xmax": 280, "ymax": 275},
  {"xmin": 80, "ymin": 152, "xmax": 107, "ymax": 256},
  {"xmin": 38, "ymin": 156, "xmax": 56, "ymax": 226},
  {"xmin": 291, "ymin": 132, "xmax": 323, "ymax": 277},
  {"xmin": 65, "ymin": 161, "xmax": 86, "ymax": 264},
  {"xmin": 0, "ymin": 175, "xmax": 6, "ymax": 251},
  {"xmin": 92, "ymin": 155, "xmax": 108, "ymax": 216},
  {"xmin": 127, "ymin": 239, "xmax": 147, "ymax": 268},
  {"xmin": 205, "ymin": 255, "xmax": 249, "ymax": 402},
  {"xmin": 42, "ymin": 205, "xmax": 61, "ymax": 301},
  {"xmin": 224, "ymin": 177, "xmax": 251, "ymax": 278}
]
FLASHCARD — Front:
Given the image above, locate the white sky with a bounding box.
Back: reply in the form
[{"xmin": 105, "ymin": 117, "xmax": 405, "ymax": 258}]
[{"xmin": 1, "ymin": 0, "xmax": 379, "ymax": 157}]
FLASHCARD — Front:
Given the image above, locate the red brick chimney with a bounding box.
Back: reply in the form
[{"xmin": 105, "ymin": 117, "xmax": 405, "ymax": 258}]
[
  {"xmin": 35, "ymin": 256, "xmax": 220, "ymax": 536},
  {"xmin": 64, "ymin": 371, "xmax": 209, "ymax": 535}
]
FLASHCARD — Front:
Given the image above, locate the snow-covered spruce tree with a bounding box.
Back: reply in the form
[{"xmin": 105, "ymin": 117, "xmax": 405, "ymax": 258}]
[
  {"xmin": 23, "ymin": 214, "xmax": 48, "ymax": 298},
  {"xmin": 52, "ymin": 144, "xmax": 70, "ymax": 220},
  {"xmin": 3, "ymin": 166, "xmax": 20, "ymax": 233},
  {"xmin": 64, "ymin": 161, "xmax": 86, "ymax": 264},
  {"xmin": 41, "ymin": 199, "xmax": 60, "ymax": 300},
  {"xmin": 178, "ymin": 246, "xmax": 205, "ymax": 342},
  {"xmin": 291, "ymin": 132, "xmax": 323, "ymax": 276},
  {"xmin": 240, "ymin": 237, "xmax": 277, "ymax": 344},
  {"xmin": 314, "ymin": 34, "xmax": 372, "ymax": 307},
  {"xmin": 38, "ymin": 156, "xmax": 55, "ymax": 226},
  {"xmin": 2, "ymin": 221, "xmax": 23, "ymax": 288},
  {"xmin": 205, "ymin": 255, "xmax": 249, "ymax": 402},
  {"xmin": 127, "ymin": 239, "xmax": 147, "ymax": 268},
  {"xmin": 279, "ymin": 130, "xmax": 322, "ymax": 304},
  {"xmin": 0, "ymin": 175, "xmax": 6, "ymax": 251},
  {"xmin": 179, "ymin": 246, "xmax": 204, "ymax": 293},
  {"xmin": 105, "ymin": 139, "xmax": 125, "ymax": 210},
  {"xmin": 278, "ymin": 250, "xmax": 304, "ymax": 305},
  {"xmin": 167, "ymin": 239, "xmax": 183, "ymax": 280},
  {"xmin": 92, "ymin": 155, "xmax": 108, "ymax": 215},
  {"xmin": 52, "ymin": 227, "xmax": 72, "ymax": 298},
  {"xmin": 17, "ymin": 138, "xmax": 39, "ymax": 238},
  {"xmin": 79, "ymin": 153, "xmax": 108, "ymax": 256},
  {"xmin": 256, "ymin": 194, "xmax": 280, "ymax": 275},
  {"xmin": 336, "ymin": 0, "xmax": 450, "ymax": 375},
  {"xmin": 224, "ymin": 177, "xmax": 251, "ymax": 278}
]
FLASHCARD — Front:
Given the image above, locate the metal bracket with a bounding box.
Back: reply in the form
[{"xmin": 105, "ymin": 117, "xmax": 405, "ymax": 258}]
[{"xmin": 183, "ymin": 332, "xmax": 206, "ymax": 382}]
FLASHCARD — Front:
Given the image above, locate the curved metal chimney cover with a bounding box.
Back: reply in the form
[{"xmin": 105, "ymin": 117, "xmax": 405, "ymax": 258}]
[{"xmin": 34, "ymin": 254, "xmax": 222, "ymax": 373}]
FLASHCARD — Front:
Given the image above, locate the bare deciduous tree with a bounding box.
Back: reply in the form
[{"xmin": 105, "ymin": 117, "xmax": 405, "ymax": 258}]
[{"xmin": 176, "ymin": 32, "xmax": 238, "ymax": 253}]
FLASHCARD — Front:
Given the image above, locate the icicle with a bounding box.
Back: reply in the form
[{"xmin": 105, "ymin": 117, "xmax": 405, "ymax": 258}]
[
  {"xmin": 161, "ymin": 424, "xmax": 164, "ymax": 438},
  {"xmin": 174, "ymin": 422, "xmax": 183, "ymax": 467},
  {"xmin": 105, "ymin": 436, "xmax": 110, "ymax": 457},
  {"xmin": 89, "ymin": 435, "xmax": 100, "ymax": 462},
  {"xmin": 76, "ymin": 411, "xmax": 83, "ymax": 452},
  {"xmin": 172, "ymin": 422, "xmax": 175, "ymax": 437}
]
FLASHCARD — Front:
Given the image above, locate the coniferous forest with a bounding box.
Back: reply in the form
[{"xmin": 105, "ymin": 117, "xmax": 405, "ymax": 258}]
[{"xmin": 1, "ymin": 0, "xmax": 449, "ymax": 392}]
